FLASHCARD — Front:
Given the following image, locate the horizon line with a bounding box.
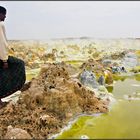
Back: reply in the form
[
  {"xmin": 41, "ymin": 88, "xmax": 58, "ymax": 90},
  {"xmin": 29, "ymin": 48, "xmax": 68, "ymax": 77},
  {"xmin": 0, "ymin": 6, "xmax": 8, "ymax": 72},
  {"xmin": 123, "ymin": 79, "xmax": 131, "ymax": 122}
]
[{"xmin": 7, "ymin": 37, "xmax": 140, "ymax": 41}]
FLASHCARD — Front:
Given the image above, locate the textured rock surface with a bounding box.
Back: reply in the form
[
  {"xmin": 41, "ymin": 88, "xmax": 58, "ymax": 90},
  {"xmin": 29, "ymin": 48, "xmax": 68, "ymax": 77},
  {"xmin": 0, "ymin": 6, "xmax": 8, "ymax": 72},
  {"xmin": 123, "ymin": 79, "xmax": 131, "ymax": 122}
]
[
  {"xmin": 4, "ymin": 125, "xmax": 32, "ymax": 139},
  {"xmin": 79, "ymin": 59, "xmax": 113, "ymax": 85},
  {"xmin": 121, "ymin": 52, "xmax": 138, "ymax": 68},
  {"xmin": 0, "ymin": 62, "xmax": 109, "ymax": 139}
]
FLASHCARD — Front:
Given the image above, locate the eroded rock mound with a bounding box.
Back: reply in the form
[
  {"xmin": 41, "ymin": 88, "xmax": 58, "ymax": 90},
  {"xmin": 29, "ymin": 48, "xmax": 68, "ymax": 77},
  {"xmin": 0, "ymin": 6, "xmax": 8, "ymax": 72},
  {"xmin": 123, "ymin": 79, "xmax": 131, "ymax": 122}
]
[
  {"xmin": 79, "ymin": 59, "xmax": 113, "ymax": 85},
  {"xmin": 4, "ymin": 125, "xmax": 31, "ymax": 139},
  {"xmin": 0, "ymin": 62, "xmax": 109, "ymax": 139}
]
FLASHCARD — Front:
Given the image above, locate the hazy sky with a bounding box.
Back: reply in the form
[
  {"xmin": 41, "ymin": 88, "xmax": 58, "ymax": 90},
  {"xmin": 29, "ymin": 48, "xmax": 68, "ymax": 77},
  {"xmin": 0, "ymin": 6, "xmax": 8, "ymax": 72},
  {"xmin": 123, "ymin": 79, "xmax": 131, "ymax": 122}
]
[{"xmin": 1, "ymin": 1, "xmax": 140, "ymax": 40}]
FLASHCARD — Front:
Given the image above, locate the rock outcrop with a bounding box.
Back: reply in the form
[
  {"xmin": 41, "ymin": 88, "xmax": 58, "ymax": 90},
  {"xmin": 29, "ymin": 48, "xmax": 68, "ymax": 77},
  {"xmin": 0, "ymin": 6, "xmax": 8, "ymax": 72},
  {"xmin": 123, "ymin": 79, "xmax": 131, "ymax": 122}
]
[{"xmin": 0, "ymin": 62, "xmax": 109, "ymax": 139}]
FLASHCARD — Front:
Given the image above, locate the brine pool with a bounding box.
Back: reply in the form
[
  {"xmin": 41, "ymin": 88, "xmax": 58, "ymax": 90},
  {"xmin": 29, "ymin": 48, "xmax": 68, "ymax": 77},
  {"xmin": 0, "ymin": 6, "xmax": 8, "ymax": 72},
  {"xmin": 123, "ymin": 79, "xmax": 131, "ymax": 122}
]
[{"xmin": 55, "ymin": 74, "xmax": 140, "ymax": 139}]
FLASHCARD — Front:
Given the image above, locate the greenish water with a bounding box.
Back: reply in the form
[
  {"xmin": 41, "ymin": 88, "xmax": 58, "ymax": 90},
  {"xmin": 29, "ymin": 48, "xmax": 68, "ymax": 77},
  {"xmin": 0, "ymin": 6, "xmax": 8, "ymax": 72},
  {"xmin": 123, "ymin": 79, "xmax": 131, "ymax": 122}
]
[
  {"xmin": 110, "ymin": 74, "xmax": 140, "ymax": 99},
  {"xmin": 57, "ymin": 100, "xmax": 140, "ymax": 139},
  {"xmin": 56, "ymin": 74, "xmax": 140, "ymax": 139}
]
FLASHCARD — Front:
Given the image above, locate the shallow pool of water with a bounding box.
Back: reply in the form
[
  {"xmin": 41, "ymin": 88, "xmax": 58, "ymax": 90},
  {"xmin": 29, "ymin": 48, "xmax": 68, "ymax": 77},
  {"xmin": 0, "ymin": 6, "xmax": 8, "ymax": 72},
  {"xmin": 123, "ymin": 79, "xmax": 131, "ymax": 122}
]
[
  {"xmin": 56, "ymin": 74, "xmax": 140, "ymax": 139},
  {"xmin": 57, "ymin": 100, "xmax": 140, "ymax": 139},
  {"xmin": 111, "ymin": 74, "xmax": 140, "ymax": 99}
]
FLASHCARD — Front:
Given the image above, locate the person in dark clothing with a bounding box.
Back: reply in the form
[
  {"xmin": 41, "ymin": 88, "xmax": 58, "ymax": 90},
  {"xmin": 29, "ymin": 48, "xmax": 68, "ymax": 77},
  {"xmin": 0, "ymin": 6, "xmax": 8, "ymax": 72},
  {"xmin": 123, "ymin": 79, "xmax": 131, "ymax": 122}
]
[{"xmin": 0, "ymin": 6, "xmax": 26, "ymax": 108}]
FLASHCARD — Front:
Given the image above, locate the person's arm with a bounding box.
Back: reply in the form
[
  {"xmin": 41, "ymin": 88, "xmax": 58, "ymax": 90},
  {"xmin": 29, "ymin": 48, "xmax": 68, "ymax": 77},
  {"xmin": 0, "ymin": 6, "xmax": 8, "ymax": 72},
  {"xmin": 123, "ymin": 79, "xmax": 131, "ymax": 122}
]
[{"xmin": 0, "ymin": 22, "xmax": 9, "ymax": 68}]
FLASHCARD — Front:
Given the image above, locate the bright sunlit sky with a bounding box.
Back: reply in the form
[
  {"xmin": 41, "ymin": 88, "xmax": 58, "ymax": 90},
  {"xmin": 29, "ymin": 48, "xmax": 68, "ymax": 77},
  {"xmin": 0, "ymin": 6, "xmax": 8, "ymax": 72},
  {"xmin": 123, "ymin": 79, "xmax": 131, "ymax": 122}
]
[{"xmin": 1, "ymin": 1, "xmax": 140, "ymax": 40}]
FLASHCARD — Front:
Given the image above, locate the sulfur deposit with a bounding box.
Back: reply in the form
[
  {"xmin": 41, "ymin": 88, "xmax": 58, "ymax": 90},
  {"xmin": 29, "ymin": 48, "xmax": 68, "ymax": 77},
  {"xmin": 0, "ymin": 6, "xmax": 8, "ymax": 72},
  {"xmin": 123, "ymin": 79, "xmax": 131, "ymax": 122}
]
[
  {"xmin": 0, "ymin": 62, "xmax": 109, "ymax": 139},
  {"xmin": 79, "ymin": 58, "xmax": 113, "ymax": 85}
]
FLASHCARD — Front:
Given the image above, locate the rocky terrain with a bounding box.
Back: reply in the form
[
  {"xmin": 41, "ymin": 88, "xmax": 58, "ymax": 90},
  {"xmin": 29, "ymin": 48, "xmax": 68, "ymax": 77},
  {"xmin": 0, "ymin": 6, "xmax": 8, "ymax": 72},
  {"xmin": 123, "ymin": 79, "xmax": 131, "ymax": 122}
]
[
  {"xmin": 0, "ymin": 62, "xmax": 109, "ymax": 139},
  {"xmin": 0, "ymin": 38, "xmax": 139, "ymax": 139}
]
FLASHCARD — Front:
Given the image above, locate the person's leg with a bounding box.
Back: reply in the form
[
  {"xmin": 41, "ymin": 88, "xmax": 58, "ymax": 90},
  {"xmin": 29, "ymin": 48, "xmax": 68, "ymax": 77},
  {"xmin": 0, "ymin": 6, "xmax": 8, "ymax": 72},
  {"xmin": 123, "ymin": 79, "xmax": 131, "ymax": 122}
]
[
  {"xmin": 0, "ymin": 56, "xmax": 26, "ymax": 107},
  {"xmin": 0, "ymin": 56, "xmax": 26, "ymax": 97}
]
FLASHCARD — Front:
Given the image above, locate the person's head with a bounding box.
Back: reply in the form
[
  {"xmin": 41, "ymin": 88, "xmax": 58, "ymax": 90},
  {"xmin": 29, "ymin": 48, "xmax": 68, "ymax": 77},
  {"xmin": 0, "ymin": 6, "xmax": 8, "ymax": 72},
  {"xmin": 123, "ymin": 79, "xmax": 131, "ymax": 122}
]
[{"xmin": 0, "ymin": 6, "xmax": 6, "ymax": 21}]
